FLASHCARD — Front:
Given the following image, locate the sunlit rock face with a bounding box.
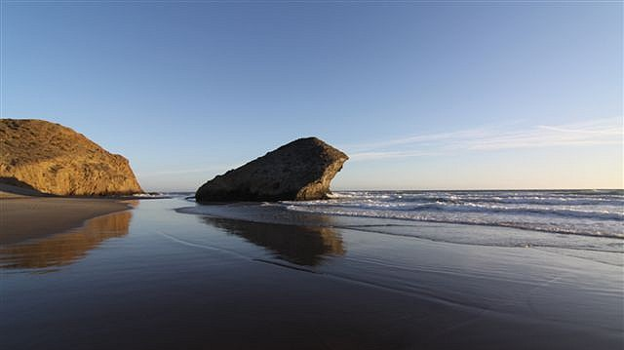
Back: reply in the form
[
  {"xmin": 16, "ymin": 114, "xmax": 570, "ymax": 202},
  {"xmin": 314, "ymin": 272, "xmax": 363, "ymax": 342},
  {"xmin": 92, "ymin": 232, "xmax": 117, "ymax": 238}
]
[
  {"xmin": 196, "ymin": 137, "xmax": 348, "ymax": 202},
  {"xmin": 0, "ymin": 119, "xmax": 143, "ymax": 196}
]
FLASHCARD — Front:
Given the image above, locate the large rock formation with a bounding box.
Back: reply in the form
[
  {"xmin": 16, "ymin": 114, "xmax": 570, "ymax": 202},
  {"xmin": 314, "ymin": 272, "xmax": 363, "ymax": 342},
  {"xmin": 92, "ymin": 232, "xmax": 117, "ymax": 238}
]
[
  {"xmin": 196, "ymin": 137, "xmax": 348, "ymax": 202},
  {"xmin": 0, "ymin": 119, "xmax": 143, "ymax": 196}
]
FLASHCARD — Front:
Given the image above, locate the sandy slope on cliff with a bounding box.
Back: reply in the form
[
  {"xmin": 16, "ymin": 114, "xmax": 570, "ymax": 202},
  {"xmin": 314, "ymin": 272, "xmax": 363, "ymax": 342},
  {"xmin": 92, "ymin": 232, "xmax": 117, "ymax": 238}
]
[{"xmin": 0, "ymin": 119, "xmax": 143, "ymax": 196}]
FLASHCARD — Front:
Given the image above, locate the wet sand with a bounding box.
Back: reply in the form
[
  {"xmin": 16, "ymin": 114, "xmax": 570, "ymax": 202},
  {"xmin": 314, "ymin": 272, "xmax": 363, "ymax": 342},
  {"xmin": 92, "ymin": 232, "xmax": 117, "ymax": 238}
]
[
  {"xmin": 0, "ymin": 196, "xmax": 132, "ymax": 245},
  {"xmin": 1, "ymin": 198, "xmax": 622, "ymax": 349}
]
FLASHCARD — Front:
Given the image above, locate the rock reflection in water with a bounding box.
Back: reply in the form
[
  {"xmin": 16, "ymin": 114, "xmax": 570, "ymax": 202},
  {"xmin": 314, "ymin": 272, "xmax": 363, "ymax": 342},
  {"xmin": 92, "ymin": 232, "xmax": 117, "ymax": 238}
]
[
  {"xmin": 0, "ymin": 210, "xmax": 132, "ymax": 270},
  {"xmin": 202, "ymin": 216, "xmax": 345, "ymax": 266}
]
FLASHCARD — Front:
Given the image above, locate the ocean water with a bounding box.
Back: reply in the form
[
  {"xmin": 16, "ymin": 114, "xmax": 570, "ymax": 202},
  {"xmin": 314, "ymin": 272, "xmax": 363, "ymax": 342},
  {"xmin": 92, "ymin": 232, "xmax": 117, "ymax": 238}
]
[
  {"xmin": 2, "ymin": 197, "xmax": 623, "ymax": 349},
  {"xmin": 282, "ymin": 190, "xmax": 624, "ymax": 239}
]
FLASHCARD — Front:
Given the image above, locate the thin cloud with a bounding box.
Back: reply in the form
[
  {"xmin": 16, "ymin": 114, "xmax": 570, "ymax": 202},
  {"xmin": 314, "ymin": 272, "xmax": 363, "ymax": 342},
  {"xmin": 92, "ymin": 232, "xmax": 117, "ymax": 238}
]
[
  {"xmin": 348, "ymin": 117, "xmax": 623, "ymax": 161},
  {"xmin": 349, "ymin": 150, "xmax": 443, "ymax": 161},
  {"xmin": 346, "ymin": 128, "xmax": 490, "ymax": 152}
]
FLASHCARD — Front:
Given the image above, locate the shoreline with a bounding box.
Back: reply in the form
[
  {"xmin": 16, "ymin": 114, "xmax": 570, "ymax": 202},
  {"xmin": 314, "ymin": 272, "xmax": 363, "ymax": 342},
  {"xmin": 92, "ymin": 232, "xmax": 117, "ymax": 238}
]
[
  {"xmin": 175, "ymin": 202, "xmax": 624, "ymax": 257},
  {"xmin": 179, "ymin": 202, "xmax": 624, "ymax": 241},
  {"xmin": 0, "ymin": 196, "xmax": 134, "ymax": 245},
  {"xmin": 1, "ymin": 197, "xmax": 622, "ymax": 349}
]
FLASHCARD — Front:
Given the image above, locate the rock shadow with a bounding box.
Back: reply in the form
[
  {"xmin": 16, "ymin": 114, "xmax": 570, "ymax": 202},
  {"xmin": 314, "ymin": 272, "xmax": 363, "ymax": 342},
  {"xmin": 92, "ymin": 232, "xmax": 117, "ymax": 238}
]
[
  {"xmin": 201, "ymin": 216, "xmax": 345, "ymax": 266},
  {"xmin": 0, "ymin": 210, "xmax": 133, "ymax": 270},
  {"xmin": 0, "ymin": 176, "xmax": 50, "ymax": 196}
]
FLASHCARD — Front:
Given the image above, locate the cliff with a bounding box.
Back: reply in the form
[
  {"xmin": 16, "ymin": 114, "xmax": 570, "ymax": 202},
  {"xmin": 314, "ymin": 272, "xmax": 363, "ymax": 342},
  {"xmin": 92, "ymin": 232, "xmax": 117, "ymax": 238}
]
[{"xmin": 0, "ymin": 119, "xmax": 143, "ymax": 196}]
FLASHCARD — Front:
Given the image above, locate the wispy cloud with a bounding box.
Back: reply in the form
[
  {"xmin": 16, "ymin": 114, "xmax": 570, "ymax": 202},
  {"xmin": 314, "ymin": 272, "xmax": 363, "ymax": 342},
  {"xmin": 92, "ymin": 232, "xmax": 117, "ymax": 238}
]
[
  {"xmin": 348, "ymin": 150, "xmax": 443, "ymax": 161},
  {"xmin": 348, "ymin": 128, "xmax": 490, "ymax": 151},
  {"xmin": 347, "ymin": 117, "xmax": 623, "ymax": 161}
]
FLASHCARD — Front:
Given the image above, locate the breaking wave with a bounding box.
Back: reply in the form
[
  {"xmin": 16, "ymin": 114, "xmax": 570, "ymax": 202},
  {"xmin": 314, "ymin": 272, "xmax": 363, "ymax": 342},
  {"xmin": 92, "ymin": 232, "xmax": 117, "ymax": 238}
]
[{"xmin": 283, "ymin": 190, "xmax": 624, "ymax": 238}]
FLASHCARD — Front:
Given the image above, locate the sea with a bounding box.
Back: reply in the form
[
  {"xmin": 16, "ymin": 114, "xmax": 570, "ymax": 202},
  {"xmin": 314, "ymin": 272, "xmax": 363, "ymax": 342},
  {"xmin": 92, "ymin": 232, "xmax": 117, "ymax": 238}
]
[
  {"xmin": 178, "ymin": 189, "xmax": 624, "ymax": 258},
  {"xmin": 2, "ymin": 190, "xmax": 623, "ymax": 349},
  {"xmin": 284, "ymin": 189, "xmax": 624, "ymax": 239}
]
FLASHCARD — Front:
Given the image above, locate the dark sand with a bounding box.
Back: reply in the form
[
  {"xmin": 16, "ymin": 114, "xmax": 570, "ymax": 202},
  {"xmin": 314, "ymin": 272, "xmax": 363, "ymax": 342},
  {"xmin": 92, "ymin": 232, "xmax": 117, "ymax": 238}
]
[
  {"xmin": 0, "ymin": 192, "xmax": 132, "ymax": 245},
  {"xmin": 0, "ymin": 198, "xmax": 622, "ymax": 350}
]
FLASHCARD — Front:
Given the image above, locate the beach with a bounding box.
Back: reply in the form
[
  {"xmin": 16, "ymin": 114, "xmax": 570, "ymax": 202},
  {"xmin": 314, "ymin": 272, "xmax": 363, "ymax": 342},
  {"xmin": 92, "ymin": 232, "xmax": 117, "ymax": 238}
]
[
  {"xmin": 2, "ymin": 2, "xmax": 622, "ymax": 349},
  {"xmin": 0, "ymin": 189, "xmax": 133, "ymax": 246},
  {"xmin": 1, "ymin": 195, "xmax": 622, "ymax": 349}
]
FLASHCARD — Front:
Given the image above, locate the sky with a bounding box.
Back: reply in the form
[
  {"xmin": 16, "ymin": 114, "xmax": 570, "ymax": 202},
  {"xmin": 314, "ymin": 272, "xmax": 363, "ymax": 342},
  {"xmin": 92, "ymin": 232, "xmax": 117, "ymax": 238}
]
[{"xmin": 1, "ymin": 1, "xmax": 622, "ymax": 191}]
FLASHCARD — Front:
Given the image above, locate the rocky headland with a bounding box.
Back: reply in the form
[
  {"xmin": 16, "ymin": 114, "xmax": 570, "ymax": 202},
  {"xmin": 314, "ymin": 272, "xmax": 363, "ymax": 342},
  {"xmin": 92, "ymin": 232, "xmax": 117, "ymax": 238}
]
[
  {"xmin": 196, "ymin": 137, "xmax": 348, "ymax": 202},
  {"xmin": 0, "ymin": 119, "xmax": 143, "ymax": 196}
]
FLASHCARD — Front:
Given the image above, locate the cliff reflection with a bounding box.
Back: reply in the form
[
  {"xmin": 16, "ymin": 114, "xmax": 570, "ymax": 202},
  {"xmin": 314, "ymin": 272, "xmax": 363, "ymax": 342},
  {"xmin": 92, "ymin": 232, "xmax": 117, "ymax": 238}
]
[
  {"xmin": 0, "ymin": 210, "xmax": 132, "ymax": 270},
  {"xmin": 202, "ymin": 217, "xmax": 345, "ymax": 266}
]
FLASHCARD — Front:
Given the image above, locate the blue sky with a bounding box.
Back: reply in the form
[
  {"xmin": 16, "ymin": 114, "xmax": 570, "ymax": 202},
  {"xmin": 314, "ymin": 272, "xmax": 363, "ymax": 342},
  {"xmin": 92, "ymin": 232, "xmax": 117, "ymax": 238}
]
[{"xmin": 2, "ymin": 1, "xmax": 622, "ymax": 191}]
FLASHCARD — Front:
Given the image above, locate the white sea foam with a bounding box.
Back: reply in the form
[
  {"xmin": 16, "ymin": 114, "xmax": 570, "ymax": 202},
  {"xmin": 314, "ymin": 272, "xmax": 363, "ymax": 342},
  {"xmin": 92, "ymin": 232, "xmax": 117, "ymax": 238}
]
[{"xmin": 282, "ymin": 190, "xmax": 624, "ymax": 238}]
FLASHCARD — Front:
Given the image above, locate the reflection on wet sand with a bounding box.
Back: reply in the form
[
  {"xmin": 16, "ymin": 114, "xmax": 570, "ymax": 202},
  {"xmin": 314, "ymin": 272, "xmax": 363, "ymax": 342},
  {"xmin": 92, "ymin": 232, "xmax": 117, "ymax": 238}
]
[
  {"xmin": 202, "ymin": 216, "xmax": 345, "ymax": 266},
  {"xmin": 0, "ymin": 210, "xmax": 133, "ymax": 270}
]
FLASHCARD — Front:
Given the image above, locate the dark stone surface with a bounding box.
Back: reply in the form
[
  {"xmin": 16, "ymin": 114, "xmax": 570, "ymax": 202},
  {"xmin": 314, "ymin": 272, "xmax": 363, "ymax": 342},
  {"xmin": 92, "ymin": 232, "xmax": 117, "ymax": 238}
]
[{"xmin": 195, "ymin": 137, "xmax": 348, "ymax": 202}]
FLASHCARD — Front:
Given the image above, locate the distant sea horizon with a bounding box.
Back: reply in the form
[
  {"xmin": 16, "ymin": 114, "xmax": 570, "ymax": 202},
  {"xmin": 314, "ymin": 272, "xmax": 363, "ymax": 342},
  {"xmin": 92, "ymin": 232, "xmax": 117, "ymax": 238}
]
[{"xmin": 157, "ymin": 188, "xmax": 624, "ymax": 193}]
